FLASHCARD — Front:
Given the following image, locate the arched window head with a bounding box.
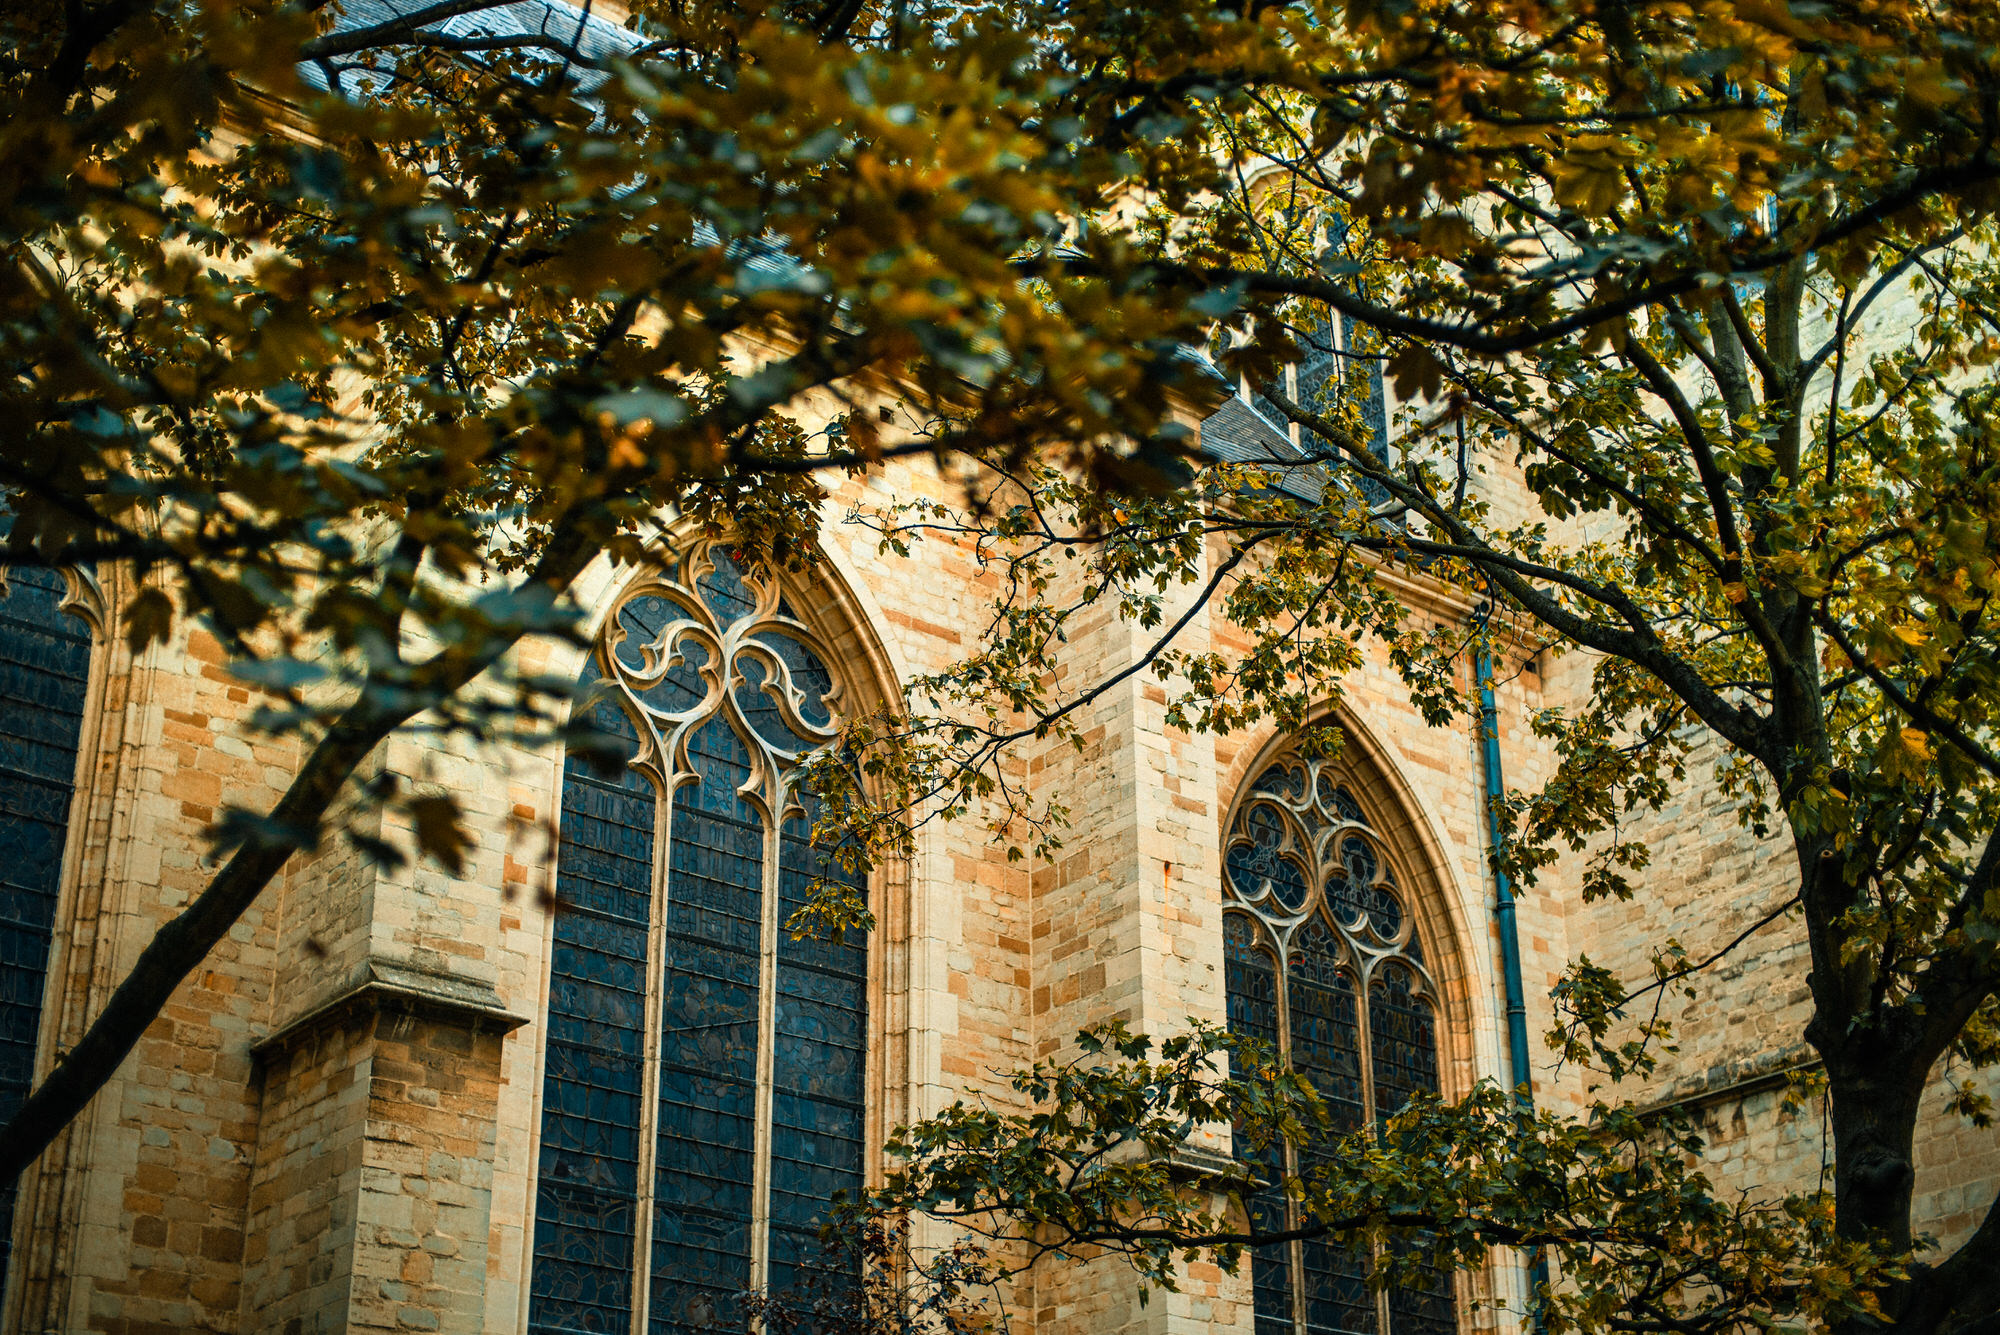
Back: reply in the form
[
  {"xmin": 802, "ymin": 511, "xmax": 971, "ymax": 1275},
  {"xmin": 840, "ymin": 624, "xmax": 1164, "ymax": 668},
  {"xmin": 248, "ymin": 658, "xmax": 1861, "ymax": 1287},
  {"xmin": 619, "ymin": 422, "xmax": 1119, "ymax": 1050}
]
[
  {"xmin": 531, "ymin": 544, "xmax": 866, "ymax": 1335},
  {"xmin": 1223, "ymin": 749, "xmax": 1457, "ymax": 1335}
]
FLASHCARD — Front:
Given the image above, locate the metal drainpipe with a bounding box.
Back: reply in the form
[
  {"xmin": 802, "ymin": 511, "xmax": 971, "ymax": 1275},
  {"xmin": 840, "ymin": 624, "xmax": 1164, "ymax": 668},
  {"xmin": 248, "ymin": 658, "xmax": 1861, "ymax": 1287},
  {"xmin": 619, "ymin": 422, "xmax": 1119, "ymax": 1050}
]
[
  {"xmin": 1474, "ymin": 622, "xmax": 1550, "ymax": 1331},
  {"xmin": 1475, "ymin": 638, "xmax": 1534, "ymax": 1102}
]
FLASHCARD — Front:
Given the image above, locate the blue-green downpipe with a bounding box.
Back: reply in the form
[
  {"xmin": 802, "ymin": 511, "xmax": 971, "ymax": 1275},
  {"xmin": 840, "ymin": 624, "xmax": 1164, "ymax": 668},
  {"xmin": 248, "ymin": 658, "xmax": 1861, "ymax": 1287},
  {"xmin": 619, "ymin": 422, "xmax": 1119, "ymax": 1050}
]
[{"xmin": 1475, "ymin": 624, "xmax": 1551, "ymax": 1331}]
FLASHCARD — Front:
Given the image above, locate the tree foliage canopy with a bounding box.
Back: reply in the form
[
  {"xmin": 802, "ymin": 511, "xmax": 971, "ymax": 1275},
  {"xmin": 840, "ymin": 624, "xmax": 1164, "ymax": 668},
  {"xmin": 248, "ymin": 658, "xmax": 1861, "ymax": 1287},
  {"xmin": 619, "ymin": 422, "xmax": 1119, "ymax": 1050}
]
[{"xmin": 5, "ymin": 0, "xmax": 2000, "ymax": 1330}]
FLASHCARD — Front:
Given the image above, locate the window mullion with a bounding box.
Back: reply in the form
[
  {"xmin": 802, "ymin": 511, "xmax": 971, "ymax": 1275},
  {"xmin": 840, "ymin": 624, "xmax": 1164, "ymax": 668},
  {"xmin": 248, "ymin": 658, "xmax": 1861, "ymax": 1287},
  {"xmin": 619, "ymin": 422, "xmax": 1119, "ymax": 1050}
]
[
  {"xmin": 628, "ymin": 773, "xmax": 677, "ymax": 1335},
  {"xmin": 1275, "ymin": 950, "xmax": 1309, "ymax": 1335},
  {"xmin": 748, "ymin": 788, "xmax": 785, "ymax": 1295},
  {"xmin": 1353, "ymin": 969, "xmax": 1391, "ymax": 1335}
]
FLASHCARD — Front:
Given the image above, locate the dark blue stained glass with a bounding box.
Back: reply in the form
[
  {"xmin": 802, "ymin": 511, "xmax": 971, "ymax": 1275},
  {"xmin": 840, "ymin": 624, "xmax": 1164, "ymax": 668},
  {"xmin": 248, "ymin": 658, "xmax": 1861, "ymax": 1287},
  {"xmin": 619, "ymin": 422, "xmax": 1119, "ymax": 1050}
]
[
  {"xmin": 1337, "ymin": 315, "xmax": 1391, "ymax": 463},
  {"xmin": 1223, "ymin": 843, "xmax": 1260, "ymax": 905},
  {"xmin": 1294, "ymin": 317, "xmax": 1387, "ymax": 489},
  {"xmin": 615, "ymin": 595, "xmax": 710, "ymax": 714},
  {"xmin": 1366, "ymin": 889, "xmax": 1403, "ymax": 944},
  {"xmin": 1287, "ymin": 921, "xmax": 1364, "ymax": 1126},
  {"xmin": 0, "ymin": 566, "xmax": 90, "ymax": 1289},
  {"xmin": 1248, "ymin": 804, "xmax": 1285, "ymax": 850},
  {"xmin": 1300, "ymin": 1229, "xmax": 1376, "ymax": 1335},
  {"xmin": 532, "ymin": 679, "xmax": 655, "ymax": 1335},
  {"xmin": 1294, "ymin": 322, "xmax": 1340, "ymax": 452},
  {"xmin": 1339, "ymin": 838, "xmax": 1377, "ymax": 892},
  {"xmin": 539, "ymin": 567, "xmax": 870, "ymax": 1335},
  {"xmin": 533, "ymin": 1182, "xmax": 637, "ymax": 1335},
  {"xmin": 1315, "ymin": 774, "xmax": 1364, "ymax": 825},
  {"xmin": 1338, "ymin": 315, "xmax": 1393, "ymax": 512},
  {"xmin": 732, "ymin": 657, "xmax": 795, "ymax": 756},
  {"xmin": 769, "ymin": 1220, "xmax": 853, "ymax": 1315},
  {"xmin": 1324, "ymin": 874, "xmax": 1403, "ymax": 946},
  {"xmin": 613, "ymin": 596, "xmax": 679, "ymax": 672},
  {"xmin": 754, "ymin": 629, "xmax": 836, "ymax": 732},
  {"xmin": 652, "ymin": 714, "xmax": 762, "ymax": 1334},
  {"xmin": 1369, "ymin": 966, "xmax": 1437, "ymax": 1120},
  {"xmin": 736, "ymin": 624, "xmax": 836, "ymax": 756},
  {"xmin": 770, "ymin": 803, "xmax": 866, "ymax": 1306},
  {"xmin": 1287, "ymin": 921, "xmax": 1372, "ymax": 1335},
  {"xmin": 696, "ymin": 551, "xmax": 757, "ymax": 625},
  {"xmin": 1385, "ymin": 1233, "xmax": 1457, "ymax": 1335},
  {"xmin": 644, "ymin": 1266, "xmax": 738, "ymax": 1335},
  {"xmin": 1224, "ymin": 914, "xmax": 1295, "ymax": 1335},
  {"xmin": 1372, "ymin": 969, "xmax": 1454, "ymax": 1335},
  {"xmin": 1321, "ymin": 838, "xmax": 1402, "ymax": 943},
  {"xmin": 1228, "ymin": 804, "xmax": 1310, "ymax": 912},
  {"xmin": 1227, "ymin": 756, "xmax": 1456, "ymax": 1335},
  {"xmin": 1322, "ymin": 873, "xmax": 1362, "ymax": 932},
  {"xmin": 1255, "ymin": 762, "xmax": 1308, "ymax": 803},
  {"xmin": 1279, "ymin": 314, "xmax": 1391, "ymax": 510},
  {"xmin": 1268, "ymin": 859, "xmax": 1309, "ymax": 913}
]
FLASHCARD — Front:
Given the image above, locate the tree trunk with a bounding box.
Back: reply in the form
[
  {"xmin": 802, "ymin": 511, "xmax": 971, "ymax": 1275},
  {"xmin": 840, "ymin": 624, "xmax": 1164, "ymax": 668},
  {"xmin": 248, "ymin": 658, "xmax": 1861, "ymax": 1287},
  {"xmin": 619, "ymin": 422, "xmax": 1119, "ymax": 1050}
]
[{"xmin": 1824, "ymin": 1049, "xmax": 1926, "ymax": 1252}]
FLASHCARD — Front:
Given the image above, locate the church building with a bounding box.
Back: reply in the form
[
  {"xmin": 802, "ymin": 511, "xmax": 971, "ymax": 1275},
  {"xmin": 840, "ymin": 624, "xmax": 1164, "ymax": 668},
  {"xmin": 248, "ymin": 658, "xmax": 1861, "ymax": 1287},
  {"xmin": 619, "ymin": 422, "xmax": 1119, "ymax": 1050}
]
[
  {"xmin": 2, "ymin": 348, "xmax": 1994, "ymax": 1335},
  {"xmin": 1, "ymin": 3, "xmax": 1996, "ymax": 1314}
]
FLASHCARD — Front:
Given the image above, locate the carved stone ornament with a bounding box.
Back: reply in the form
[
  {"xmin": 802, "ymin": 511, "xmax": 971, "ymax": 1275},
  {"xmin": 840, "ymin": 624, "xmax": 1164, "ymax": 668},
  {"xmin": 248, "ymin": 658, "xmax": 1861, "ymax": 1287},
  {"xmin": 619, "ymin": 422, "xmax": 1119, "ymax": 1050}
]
[
  {"xmin": 595, "ymin": 540, "xmax": 847, "ymax": 812},
  {"xmin": 1222, "ymin": 751, "xmax": 1438, "ymax": 1004}
]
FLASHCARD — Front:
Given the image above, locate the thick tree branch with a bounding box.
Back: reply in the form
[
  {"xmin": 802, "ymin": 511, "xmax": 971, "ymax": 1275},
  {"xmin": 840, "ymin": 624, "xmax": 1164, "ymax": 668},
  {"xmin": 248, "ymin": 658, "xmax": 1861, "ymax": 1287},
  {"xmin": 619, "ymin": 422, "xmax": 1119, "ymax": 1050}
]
[
  {"xmin": 1033, "ymin": 160, "xmax": 2000, "ymax": 358},
  {"xmin": 1909, "ymin": 1188, "xmax": 2000, "ymax": 1335},
  {"xmin": 0, "ymin": 520, "xmax": 599, "ymax": 1190},
  {"xmin": 1811, "ymin": 612, "xmax": 2000, "ymax": 781},
  {"xmin": 298, "ymin": 0, "xmax": 538, "ymax": 60},
  {"xmin": 1254, "ymin": 380, "xmax": 1769, "ymax": 757}
]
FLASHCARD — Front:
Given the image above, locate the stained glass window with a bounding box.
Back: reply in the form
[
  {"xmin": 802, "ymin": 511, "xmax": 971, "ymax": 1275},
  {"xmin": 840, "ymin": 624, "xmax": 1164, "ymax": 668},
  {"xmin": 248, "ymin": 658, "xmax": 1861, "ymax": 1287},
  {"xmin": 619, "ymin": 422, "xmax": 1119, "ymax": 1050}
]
[
  {"xmin": 0, "ymin": 567, "xmax": 94, "ymax": 1287},
  {"xmin": 1292, "ymin": 318, "xmax": 1392, "ymax": 512},
  {"xmin": 531, "ymin": 545, "xmax": 866, "ymax": 1335},
  {"xmin": 1222, "ymin": 753, "xmax": 1458, "ymax": 1335}
]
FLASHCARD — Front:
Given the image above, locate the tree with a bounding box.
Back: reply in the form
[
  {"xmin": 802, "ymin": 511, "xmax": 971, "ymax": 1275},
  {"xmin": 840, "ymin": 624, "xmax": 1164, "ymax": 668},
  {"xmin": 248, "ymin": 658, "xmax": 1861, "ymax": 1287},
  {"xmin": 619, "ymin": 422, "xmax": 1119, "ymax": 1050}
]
[
  {"xmin": 811, "ymin": 8, "xmax": 2000, "ymax": 1335},
  {"xmin": 0, "ymin": 0, "xmax": 1235, "ymax": 1183},
  {"xmin": 4, "ymin": 0, "xmax": 2000, "ymax": 1333}
]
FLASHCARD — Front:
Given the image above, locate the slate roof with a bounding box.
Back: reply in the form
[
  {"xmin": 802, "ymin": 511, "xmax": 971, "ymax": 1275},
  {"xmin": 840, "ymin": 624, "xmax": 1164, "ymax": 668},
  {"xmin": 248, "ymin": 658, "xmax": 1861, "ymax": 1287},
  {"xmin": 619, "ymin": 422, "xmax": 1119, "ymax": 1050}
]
[
  {"xmin": 1196, "ymin": 395, "xmax": 1327, "ymax": 503},
  {"xmin": 301, "ymin": 0, "xmax": 640, "ymax": 95}
]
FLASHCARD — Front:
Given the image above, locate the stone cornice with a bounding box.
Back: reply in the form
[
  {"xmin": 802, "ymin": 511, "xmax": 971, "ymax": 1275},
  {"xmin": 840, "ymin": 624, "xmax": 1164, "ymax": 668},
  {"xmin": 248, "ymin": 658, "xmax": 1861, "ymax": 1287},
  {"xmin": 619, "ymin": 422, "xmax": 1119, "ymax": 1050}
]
[
  {"xmin": 1631, "ymin": 1044, "xmax": 1822, "ymax": 1119},
  {"xmin": 250, "ymin": 960, "xmax": 526, "ymax": 1062}
]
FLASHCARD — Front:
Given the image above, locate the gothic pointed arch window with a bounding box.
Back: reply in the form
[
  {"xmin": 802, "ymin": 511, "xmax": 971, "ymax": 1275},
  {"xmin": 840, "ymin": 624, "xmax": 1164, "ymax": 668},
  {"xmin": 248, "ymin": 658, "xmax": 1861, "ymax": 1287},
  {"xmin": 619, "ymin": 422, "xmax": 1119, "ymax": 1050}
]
[
  {"xmin": 1223, "ymin": 749, "xmax": 1458, "ymax": 1335},
  {"xmin": 0, "ymin": 566, "xmax": 98, "ymax": 1287},
  {"xmin": 529, "ymin": 545, "xmax": 868, "ymax": 1335}
]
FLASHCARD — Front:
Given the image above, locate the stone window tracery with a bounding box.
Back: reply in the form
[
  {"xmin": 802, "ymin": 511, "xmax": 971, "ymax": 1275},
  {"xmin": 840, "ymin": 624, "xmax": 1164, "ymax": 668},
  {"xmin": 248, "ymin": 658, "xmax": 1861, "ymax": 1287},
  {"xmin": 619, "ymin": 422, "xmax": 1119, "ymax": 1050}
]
[
  {"xmin": 1223, "ymin": 750, "xmax": 1457, "ymax": 1335},
  {"xmin": 530, "ymin": 544, "xmax": 865, "ymax": 1335}
]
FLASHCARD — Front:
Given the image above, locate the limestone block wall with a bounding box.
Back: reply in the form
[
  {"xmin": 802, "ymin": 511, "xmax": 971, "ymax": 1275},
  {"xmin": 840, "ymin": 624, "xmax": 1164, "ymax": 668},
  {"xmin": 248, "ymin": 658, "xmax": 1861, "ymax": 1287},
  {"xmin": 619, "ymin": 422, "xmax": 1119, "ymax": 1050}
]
[
  {"xmin": 1549, "ymin": 646, "xmax": 2000, "ymax": 1259},
  {"xmin": 1003, "ymin": 511, "xmax": 1242, "ymax": 1335},
  {"xmin": 244, "ymin": 980, "xmax": 519, "ymax": 1335},
  {"xmin": 7, "ymin": 571, "xmax": 297, "ymax": 1335},
  {"xmin": 0, "ymin": 447, "xmax": 1593, "ymax": 1335},
  {"xmin": 819, "ymin": 459, "xmax": 1042, "ymax": 1128},
  {"xmin": 344, "ymin": 1008, "xmax": 509, "ymax": 1335},
  {"xmin": 243, "ymin": 1015, "xmax": 370, "ymax": 1333}
]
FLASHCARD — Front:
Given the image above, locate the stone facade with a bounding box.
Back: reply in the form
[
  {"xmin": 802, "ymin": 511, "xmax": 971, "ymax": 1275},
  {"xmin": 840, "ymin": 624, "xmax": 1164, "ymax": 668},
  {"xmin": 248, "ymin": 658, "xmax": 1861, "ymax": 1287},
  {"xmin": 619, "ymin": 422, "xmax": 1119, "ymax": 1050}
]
[{"xmin": 0, "ymin": 421, "xmax": 1992, "ymax": 1335}]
